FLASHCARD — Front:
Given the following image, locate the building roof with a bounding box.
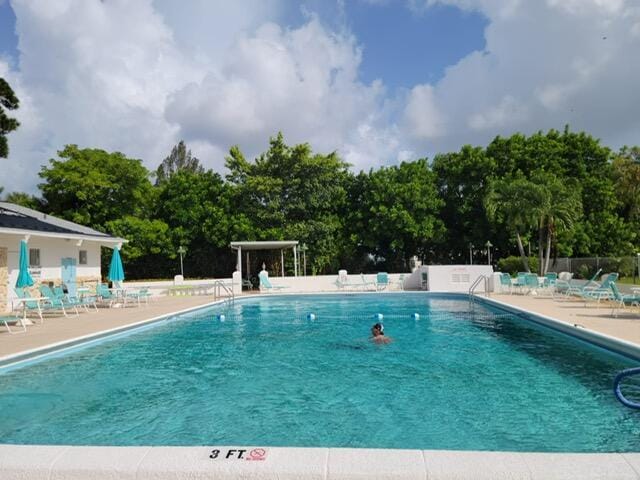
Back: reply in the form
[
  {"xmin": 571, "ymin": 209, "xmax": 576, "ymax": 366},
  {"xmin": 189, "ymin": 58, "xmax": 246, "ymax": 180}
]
[
  {"xmin": 230, "ymin": 240, "xmax": 299, "ymax": 250},
  {"xmin": 0, "ymin": 202, "xmax": 126, "ymax": 244}
]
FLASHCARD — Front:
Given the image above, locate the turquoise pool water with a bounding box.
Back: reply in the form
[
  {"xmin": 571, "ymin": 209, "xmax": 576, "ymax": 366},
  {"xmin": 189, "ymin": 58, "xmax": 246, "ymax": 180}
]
[{"xmin": 1, "ymin": 293, "xmax": 639, "ymax": 451}]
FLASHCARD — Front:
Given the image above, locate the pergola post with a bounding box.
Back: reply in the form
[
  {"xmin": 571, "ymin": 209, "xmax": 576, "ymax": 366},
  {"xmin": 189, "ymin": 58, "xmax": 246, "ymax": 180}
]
[
  {"xmin": 236, "ymin": 246, "xmax": 242, "ymax": 280},
  {"xmin": 246, "ymin": 251, "xmax": 250, "ymax": 281},
  {"xmin": 293, "ymin": 245, "xmax": 298, "ymax": 277},
  {"xmin": 280, "ymin": 249, "xmax": 285, "ymax": 277}
]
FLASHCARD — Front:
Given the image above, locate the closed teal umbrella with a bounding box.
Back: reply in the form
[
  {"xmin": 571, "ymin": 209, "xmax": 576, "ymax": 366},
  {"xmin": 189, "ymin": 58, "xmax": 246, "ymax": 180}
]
[
  {"xmin": 108, "ymin": 247, "xmax": 125, "ymax": 282},
  {"xmin": 15, "ymin": 240, "xmax": 34, "ymax": 288}
]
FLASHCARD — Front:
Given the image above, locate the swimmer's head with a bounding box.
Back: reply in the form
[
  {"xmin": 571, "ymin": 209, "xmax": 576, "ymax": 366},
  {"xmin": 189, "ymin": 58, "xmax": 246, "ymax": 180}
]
[{"xmin": 371, "ymin": 323, "xmax": 384, "ymax": 336}]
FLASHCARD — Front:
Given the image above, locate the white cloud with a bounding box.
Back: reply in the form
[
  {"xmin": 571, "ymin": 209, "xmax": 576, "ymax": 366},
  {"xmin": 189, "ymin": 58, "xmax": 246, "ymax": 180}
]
[
  {"xmin": 404, "ymin": 0, "xmax": 640, "ymax": 153},
  {"xmin": 165, "ymin": 17, "xmax": 391, "ymax": 171}
]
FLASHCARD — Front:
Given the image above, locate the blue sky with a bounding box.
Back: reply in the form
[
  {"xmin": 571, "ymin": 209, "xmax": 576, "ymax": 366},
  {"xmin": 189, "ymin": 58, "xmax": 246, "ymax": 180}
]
[
  {"xmin": 1, "ymin": 0, "xmax": 639, "ymax": 193},
  {"xmin": 0, "ymin": 0, "xmax": 17, "ymax": 64}
]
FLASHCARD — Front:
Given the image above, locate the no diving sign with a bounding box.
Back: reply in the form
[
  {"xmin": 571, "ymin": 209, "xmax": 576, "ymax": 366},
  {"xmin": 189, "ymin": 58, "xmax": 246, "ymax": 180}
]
[{"xmin": 209, "ymin": 448, "xmax": 267, "ymax": 461}]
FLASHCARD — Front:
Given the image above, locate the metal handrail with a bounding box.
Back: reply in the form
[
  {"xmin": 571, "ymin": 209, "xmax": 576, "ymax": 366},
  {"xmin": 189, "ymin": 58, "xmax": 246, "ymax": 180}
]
[
  {"xmin": 213, "ymin": 280, "xmax": 235, "ymax": 306},
  {"xmin": 614, "ymin": 367, "xmax": 640, "ymax": 409},
  {"xmin": 469, "ymin": 275, "xmax": 490, "ymax": 309}
]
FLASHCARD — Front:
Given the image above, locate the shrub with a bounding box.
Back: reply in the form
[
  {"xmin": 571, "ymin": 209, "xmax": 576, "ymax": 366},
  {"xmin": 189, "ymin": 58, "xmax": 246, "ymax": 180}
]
[{"xmin": 497, "ymin": 256, "xmax": 538, "ymax": 275}]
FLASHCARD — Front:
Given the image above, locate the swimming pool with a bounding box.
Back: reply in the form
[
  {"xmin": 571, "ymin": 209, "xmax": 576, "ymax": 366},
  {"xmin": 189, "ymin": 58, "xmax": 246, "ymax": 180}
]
[{"xmin": 1, "ymin": 293, "xmax": 639, "ymax": 452}]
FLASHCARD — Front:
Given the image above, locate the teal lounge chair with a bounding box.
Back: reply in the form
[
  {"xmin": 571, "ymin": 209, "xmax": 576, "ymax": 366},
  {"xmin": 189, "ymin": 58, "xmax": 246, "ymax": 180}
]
[
  {"xmin": 259, "ymin": 271, "xmax": 288, "ymax": 292},
  {"xmin": 1, "ymin": 314, "xmax": 27, "ymax": 334},
  {"xmin": 610, "ymin": 282, "xmax": 640, "ymax": 317},
  {"xmin": 65, "ymin": 283, "xmax": 99, "ymax": 312},
  {"xmin": 499, "ymin": 273, "xmax": 513, "ymax": 294},
  {"xmin": 564, "ymin": 268, "xmax": 603, "ymax": 297},
  {"xmin": 39, "ymin": 285, "xmax": 78, "ymax": 316},
  {"xmin": 581, "ymin": 273, "xmax": 619, "ymax": 306},
  {"xmin": 14, "ymin": 287, "xmax": 59, "ymax": 323},
  {"xmin": 96, "ymin": 283, "xmax": 120, "ymax": 307},
  {"xmin": 374, "ymin": 272, "xmax": 389, "ymax": 291}
]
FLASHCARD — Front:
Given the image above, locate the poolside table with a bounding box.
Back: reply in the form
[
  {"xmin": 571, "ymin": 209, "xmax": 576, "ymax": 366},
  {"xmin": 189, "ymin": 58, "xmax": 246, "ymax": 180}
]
[{"xmin": 12, "ymin": 297, "xmax": 46, "ymax": 325}]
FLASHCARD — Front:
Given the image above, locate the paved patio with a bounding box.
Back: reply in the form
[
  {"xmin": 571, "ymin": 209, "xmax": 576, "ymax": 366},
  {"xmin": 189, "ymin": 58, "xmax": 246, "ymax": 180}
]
[
  {"xmin": 492, "ymin": 293, "xmax": 640, "ymax": 344},
  {"xmin": 0, "ymin": 295, "xmax": 219, "ymax": 358}
]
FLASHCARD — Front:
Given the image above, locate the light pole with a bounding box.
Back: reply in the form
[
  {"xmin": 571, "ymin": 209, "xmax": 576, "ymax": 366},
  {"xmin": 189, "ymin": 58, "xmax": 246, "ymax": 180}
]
[
  {"xmin": 469, "ymin": 243, "xmax": 474, "ymax": 265},
  {"xmin": 177, "ymin": 246, "xmax": 186, "ymax": 277},
  {"xmin": 300, "ymin": 243, "xmax": 308, "ymax": 276},
  {"xmin": 485, "ymin": 241, "xmax": 493, "ymax": 266}
]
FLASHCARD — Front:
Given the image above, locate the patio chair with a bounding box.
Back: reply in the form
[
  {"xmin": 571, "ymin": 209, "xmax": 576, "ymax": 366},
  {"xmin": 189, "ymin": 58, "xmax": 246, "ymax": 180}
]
[
  {"xmin": 499, "ymin": 273, "xmax": 513, "ymax": 294},
  {"xmin": 13, "ymin": 287, "xmax": 60, "ymax": 323},
  {"xmin": 395, "ymin": 274, "xmax": 406, "ymax": 291},
  {"xmin": 56, "ymin": 285, "xmax": 98, "ymax": 312},
  {"xmin": 524, "ymin": 273, "xmax": 540, "ymax": 295},
  {"xmin": 564, "ymin": 268, "xmax": 603, "ymax": 297},
  {"xmin": 553, "ymin": 272, "xmax": 574, "ymax": 296},
  {"xmin": 1, "ymin": 314, "xmax": 27, "ymax": 334},
  {"xmin": 259, "ymin": 271, "xmax": 288, "ymax": 292},
  {"xmin": 581, "ymin": 273, "xmax": 619, "ymax": 306},
  {"xmin": 609, "ymin": 282, "xmax": 640, "ymax": 317},
  {"xmin": 39, "ymin": 285, "xmax": 78, "ymax": 316},
  {"xmin": 375, "ymin": 272, "xmax": 389, "ymax": 291},
  {"xmin": 360, "ymin": 274, "xmax": 377, "ymax": 291},
  {"xmin": 96, "ymin": 283, "xmax": 121, "ymax": 307}
]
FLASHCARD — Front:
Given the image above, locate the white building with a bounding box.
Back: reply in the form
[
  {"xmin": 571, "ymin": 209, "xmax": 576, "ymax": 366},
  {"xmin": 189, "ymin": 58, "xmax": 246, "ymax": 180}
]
[{"xmin": 0, "ymin": 202, "xmax": 125, "ymax": 313}]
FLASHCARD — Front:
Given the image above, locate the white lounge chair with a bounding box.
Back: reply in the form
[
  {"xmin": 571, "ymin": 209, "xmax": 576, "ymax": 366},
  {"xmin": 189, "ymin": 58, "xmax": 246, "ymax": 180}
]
[
  {"xmin": 1, "ymin": 314, "xmax": 27, "ymax": 334},
  {"xmin": 259, "ymin": 271, "xmax": 288, "ymax": 292}
]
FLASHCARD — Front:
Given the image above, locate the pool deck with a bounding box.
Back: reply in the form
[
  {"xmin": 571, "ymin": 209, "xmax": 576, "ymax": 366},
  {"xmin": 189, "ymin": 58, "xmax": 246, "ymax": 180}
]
[
  {"xmin": 492, "ymin": 293, "xmax": 640, "ymax": 344},
  {"xmin": 0, "ymin": 295, "xmax": 218, "ymax": 359}
]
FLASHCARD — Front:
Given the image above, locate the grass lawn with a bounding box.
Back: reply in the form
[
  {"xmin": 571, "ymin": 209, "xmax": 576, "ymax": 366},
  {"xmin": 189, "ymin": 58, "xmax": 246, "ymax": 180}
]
[{"xmin": 618, "ymin": 277, "xmax": 640, "ymax": 285}]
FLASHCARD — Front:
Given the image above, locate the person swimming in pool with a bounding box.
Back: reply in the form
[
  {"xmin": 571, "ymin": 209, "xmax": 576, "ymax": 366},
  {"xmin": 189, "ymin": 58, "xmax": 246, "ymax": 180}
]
[{"xmin": 371, "ymin": 323, "xmax": 392, "ymax": 344}]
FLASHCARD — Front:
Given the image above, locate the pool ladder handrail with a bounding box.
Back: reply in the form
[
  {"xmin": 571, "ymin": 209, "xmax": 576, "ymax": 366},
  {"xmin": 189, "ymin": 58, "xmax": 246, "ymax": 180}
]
[
  {"xmin": 613, "ymin": 367, "xmax": 640, "ymax": 409},
  {"xmin": 213, "ymin": 280, "xmax": 234, "ymax": 307},
  {"xmin": 469, "ymin": 275, "xmax": 490, "ymax": 309}
]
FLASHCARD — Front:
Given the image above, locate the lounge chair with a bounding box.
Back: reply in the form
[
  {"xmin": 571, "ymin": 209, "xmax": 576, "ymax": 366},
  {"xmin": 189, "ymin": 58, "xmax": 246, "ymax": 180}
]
[
  {"xmin": 259, "ymin": 271, "xmax": 288, "ymax": 292},
  {"xmin": 1, "ymin": 314, "xmax": 27, "ymax": 334},
  {"xmin": 56, "ymin": 285, "xmax": 98, "ymax": 312},
  {"xmin": 610, "ymin": 282, "xmax": 640, "ymax": 317},
  {"xmin": 375, "ymin": 272, "xmax": 389, "ymax": 291},
  {"xmin": 553, "ymin": 272, "xmax": 574, "ymax": 296},
  {"xmin": 499, "ymin": 273, "xmax": 514, "ymax": 294},
  {"xmin": 66, "ymin": 283, "xmax": 99, "ymax": 311},
  {"xmin": 96, "ymin": 283, "xmax": 121, "ymax": 307},
  {"xmin": 563, "ymin": 268, "xmax": 603, "ymax": 298},
  {"xmin": 334, "ymin": 270, "xmax": 364, "ymax": 291},
  {"xmin": 14, "ymin": 287, "xmax": 60, "ymax": 323},
  {"xmin": 39, "ymin": 285, "xmax": 78, "ymax": 316},
  {"xmin": 581, "ymin": 273, "xmax": 619, "ymax": 306}
]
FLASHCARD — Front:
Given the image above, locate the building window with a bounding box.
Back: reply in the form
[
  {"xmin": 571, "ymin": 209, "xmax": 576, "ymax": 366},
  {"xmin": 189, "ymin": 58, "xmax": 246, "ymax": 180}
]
[
  {"xmin": 79, "ymin": 250, "xmax": 87, "ymax": 265},
  {"xmin": 29, "ymin": 248, "xmax": 40, "ymax": 267}
]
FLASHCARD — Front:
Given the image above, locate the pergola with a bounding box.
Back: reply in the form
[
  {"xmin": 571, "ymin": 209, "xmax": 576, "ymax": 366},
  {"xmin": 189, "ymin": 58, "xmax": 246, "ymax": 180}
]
[{"xmin": 230, "ymin": 240, "xmax": 299, "ymax": 282}]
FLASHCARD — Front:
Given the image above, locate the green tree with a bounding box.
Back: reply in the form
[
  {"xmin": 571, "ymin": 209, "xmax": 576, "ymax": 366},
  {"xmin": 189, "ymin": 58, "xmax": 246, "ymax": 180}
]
[
  {"xmin": 155, "ymin": 140, "xmax": 204, "ymax": 185},
  {"xmin": 0, "ymin": 77, "xmax": 20, "ymax": 158},
  {"xmin": 105, "ymin": 216, "xmax": 174, "ymax": 279},
  {"xmin": 485, "ymin": 177, "xmax": 547, "ymax": 272},
  {"xmin": 155, "ymin": 170, "xmax": 240, "ymax": 277},
  {"xmin": 39, "ymin": 145, "xmax": 154, "ymax": 230},
  {"xmin": 225, "ymin": 133, "xmax": 351, "ymax": 274},
  {"xmin": 432, "ymin": 145, "xmax": 500, "ymax": 263},
  {"xmin": 612, "ymin": 146, "xmax": 640, "ymax": 221},
  {"xmin": 531, "ymin": 173, "xmax": 582, "ymax": 274},
  {"xmin": 3, "ymin": 191, "xmax": 43, "ymax": 210},
  {"xmin": 348, "ymin": 159, "xmax": 444, "ymax": 271}
]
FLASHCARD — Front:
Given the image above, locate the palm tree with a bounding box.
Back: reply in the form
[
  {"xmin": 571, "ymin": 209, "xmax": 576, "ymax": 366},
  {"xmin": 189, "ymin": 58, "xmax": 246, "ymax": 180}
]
[
  {"xmin": 535, "ymin": 176, "xmax": 582, "ymax": 275},
  {"xmin": 485, "ymin": 177, "xmax": 547, "ymax": 272}
]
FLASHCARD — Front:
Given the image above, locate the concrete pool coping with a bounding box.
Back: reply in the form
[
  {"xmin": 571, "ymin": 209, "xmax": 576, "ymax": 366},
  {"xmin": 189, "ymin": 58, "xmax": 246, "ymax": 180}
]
[{"xmin": 3, "ymin": 292, "xmax": 640, "ymax": 479}]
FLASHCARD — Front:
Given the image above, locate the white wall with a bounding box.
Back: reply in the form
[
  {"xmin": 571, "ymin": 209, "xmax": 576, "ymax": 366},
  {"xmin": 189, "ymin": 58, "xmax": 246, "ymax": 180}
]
[
  {"xmin": 0, "ymin": 233, "xmax": 104, "ymax": 312},
  {"xmin": 254, "ymin": 272, "xmax": 407, "ymax": 292},
  {"xmin": 426, "ymin": 265, "xmax": 494, "ymax": 292}
]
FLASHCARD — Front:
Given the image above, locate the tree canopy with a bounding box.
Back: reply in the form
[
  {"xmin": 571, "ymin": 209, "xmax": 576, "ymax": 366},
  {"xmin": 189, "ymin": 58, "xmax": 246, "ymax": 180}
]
[
  {"xmin": 0, "ymin": 77, "xmax": 20, "ymax": 158},
  {"xmin": 5, "ymin": 128, "xmax": 639, "ymax": 280}
]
